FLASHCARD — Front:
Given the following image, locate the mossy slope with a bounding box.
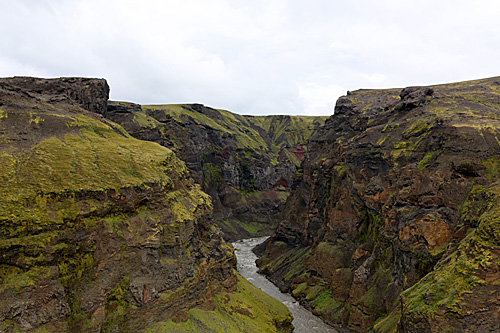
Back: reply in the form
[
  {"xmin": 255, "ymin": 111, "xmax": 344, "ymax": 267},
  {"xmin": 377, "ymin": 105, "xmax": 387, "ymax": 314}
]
[
  {"xmin": 0, "ymin": 77, "xmax": 292, "ymax": 332},
  {"xmin": 105, "ymin": 102, "xmax": 327, "ymax": 241},
  {"xmin": 146, "ymin": 273, "xmax": 293, "ymax": 333}
]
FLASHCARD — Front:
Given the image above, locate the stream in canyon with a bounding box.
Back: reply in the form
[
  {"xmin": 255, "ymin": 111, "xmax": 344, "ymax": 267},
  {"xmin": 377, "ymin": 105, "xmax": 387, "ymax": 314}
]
[{"xmin": 233, "ymin": 237, "xmax": 338, "ymax": 333}]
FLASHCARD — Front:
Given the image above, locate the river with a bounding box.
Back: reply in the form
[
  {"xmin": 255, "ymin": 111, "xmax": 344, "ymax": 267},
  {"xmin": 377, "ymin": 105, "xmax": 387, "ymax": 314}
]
[{"xmin": 233, "ymin": 237, "xmax": 338, "ymax": 333}]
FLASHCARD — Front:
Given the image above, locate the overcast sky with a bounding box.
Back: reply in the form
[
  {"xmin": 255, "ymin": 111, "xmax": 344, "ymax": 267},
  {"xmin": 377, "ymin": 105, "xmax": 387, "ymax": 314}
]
[{"xmin": 1, "ymin": 0, "xmax": 500, "ymax": 116}]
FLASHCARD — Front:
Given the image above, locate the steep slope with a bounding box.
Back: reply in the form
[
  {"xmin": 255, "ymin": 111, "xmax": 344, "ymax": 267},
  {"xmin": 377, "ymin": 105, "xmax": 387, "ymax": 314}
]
[
  {"xmin": 104, "ymin": 101, "xmax": 326, "ymax": 240},
  {"xmin": 255, "ymin": 77, "xmax": 500, "ymax": 332},
  {"xmin": 0, "ymin": 77, "xmax": 292, "ymax": 332}
]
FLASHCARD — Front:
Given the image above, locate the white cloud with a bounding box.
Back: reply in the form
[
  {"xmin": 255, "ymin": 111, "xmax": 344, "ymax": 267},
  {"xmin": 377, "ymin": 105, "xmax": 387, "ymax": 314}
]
[{"xmin": 1, "ymin": 0, "xmax": 499, "ymax": 115}]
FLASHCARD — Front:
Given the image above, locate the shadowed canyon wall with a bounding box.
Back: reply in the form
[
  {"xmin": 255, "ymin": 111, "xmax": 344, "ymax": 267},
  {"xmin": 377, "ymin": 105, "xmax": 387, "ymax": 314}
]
[{"xmin": 256, "ymin": 77, "xmax": 500, "ymax": 332}]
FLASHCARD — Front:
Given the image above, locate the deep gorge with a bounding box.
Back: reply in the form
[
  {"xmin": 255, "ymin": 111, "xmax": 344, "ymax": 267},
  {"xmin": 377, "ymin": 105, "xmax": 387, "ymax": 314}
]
[{"xmin": 1, "ymin": 76, "xmax": 500, "ymax": 332}]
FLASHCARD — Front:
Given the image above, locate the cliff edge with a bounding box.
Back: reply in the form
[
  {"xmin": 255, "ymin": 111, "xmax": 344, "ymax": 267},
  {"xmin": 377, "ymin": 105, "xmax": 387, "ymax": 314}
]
[
  {"xmin": 256, "ymin": 77, "xmax": 500, "ymax": 332},
  {"xmin": 0, "ymin": 77, "xmax": 292, "ymax": 332}
]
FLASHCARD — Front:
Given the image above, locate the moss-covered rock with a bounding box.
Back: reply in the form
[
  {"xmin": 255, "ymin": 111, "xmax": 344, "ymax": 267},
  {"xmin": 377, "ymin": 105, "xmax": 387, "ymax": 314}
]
[
  {"xmin": 0, "ymin": 77, "xmax": 293, "ymax": 332},
  {"xmin": 104, "ymin": 101, "xmax": 327, "ymax": 241},
  {"xmin": 256, "ymin": 77, "xmax": 500, "ymax": 332}
]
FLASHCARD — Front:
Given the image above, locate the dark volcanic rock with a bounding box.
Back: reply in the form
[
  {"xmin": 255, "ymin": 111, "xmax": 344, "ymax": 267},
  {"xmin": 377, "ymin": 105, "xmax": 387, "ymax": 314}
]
[
  {"xmin": 255, "ymin": 77, "xmax": 500, "ymax": 332},
  {"xmin": 0, "ymin": 76, "xmax": 109, "ymax": 115},
  {"xmin": 103, "ymin": 101, "xmax": 326, "ymax": 241},
  {"xmin": 0, "ymin": 77, "xmax": 292, "ymax": 332}
]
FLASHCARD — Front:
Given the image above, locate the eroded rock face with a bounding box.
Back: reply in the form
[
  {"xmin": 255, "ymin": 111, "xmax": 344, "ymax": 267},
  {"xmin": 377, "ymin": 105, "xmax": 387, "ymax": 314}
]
[
  {"xmin": 0, "ymin": 76, "xmax": 109, "ymax": 115},
  {"xmin": 0, "ymin": 78, "xmax": 292, "ymax": 332},
  {"xmin": 256, "ymin": 77, "xmax": 500, "ymax": 332},
  {"xmin": 103, "ymin": 101, "xmax": 326, "ymax": 241}
]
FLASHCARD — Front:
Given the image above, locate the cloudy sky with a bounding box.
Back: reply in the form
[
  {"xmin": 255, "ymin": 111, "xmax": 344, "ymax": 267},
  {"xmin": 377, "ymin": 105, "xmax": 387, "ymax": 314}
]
[{"xmin": 1, "ymin": 0, "xmax": 500, "ymax": 116}]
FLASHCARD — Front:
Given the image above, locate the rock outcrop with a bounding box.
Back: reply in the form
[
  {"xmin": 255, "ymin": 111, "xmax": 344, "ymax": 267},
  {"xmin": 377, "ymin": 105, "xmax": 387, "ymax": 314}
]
[
  {"xmin": 255, "ymin": 77, "xmax": 500, "ymax": 332},
  {"xmin": 103, "ymin": 101, "xmax": 326, "ymax": 241},
  {"xmin": 0, "ymin": 77, "xmax": 292, "ymax": 332}
]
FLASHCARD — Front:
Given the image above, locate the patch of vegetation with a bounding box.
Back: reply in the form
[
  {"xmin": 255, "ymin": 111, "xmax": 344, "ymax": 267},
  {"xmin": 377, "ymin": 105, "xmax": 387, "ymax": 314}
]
[
  {"xmin": 417, "ymin": 151, "xmax": 439, "ymax": 170},
  {"xmin": 333, "ymin": 163, "xmax": 346, "ymax": 178},
  {"xmin": 403, "ymin": 119, "xmax": 432, "ymax": 138},
  {"xmin": 233, "ymin": 220, "xmax": 263, "ymax": 235},
  {"xmin": 283, "ymin": 148, "xmax": 301, "ymax": 167},
  {"xmin": 0, "ymin": 265, "xmax": 52, "ymax": 293},
  {"xmin": 358, "ymin": 211, "xmax": 384, "ymax": 243},
  {"xmin": 145, "ymin": 273, "xmax": 293, "ymax": 332},
  {"xmin": 458, "ymin": 185, "xmax": 487, "ymax": 227},
  {"xmin": 202, "ymin": 162, "xmax": 223, "ymax": 189},
  {"xmin": 381, "ymin": 123, "xmax": 400, "ymax": 133},
  {"xmin": 373, "ymin": 308, "xmax": 401, "ymax": 333},
  {"xmin": 310, "ymin": 290, "xmax": 342, "ymax": 316},
  {"xmin": 401, "ymin": 183, "xmax": 500, "ymax": 318},
  {"xmin": 481, "ymin": 156, "xmax": 500, "ymax": 181},
  {"xmin": 102, "ymin": 274, "xmax": 133, "ymax": 330}
]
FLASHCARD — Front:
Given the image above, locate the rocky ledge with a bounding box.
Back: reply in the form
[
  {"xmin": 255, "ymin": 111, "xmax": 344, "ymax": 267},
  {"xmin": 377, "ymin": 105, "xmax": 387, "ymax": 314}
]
[
  {"xmin": 255, "ymin": 77, "xmax": 500, "ymax": 332},
  {"xmin": 0, "ymin": 77, "xmax": 292, "ymax": 332}
]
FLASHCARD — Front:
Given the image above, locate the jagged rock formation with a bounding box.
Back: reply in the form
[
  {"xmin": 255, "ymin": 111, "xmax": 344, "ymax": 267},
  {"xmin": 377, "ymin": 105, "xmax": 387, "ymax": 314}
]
[
  {"xmin": 0, "ymin": 77, "xmax": 292, "ymax": 332},
  {"xmin": 103, "ymin": 101, "xmax": 326, "ymax": 241},
  {"xmin": 255, "ymin": 77, "xmax": 500, "ymax": 332}
]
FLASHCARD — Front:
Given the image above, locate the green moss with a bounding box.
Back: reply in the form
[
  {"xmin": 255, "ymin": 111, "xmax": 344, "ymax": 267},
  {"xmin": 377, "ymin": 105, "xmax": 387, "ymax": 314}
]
[
  {"xmin": 202, "ymin": 162, "xmax": 223, "ymax": 188},
  {"xmin": 145, "ymin": 273, "xmax": 293, "ymax": 332},
  {"xmin": 391, "ymin": 141, "xmax": 416, "ymax": 160},
  {"xmin": 310, "ymin": 290, "xmax": 342, "ymax": 316},
  {"xmin": 29, "ymin": 112, "xmax": 44, "ymax": 124},
  {"xmin": 283, "ymin": 148, "xmax": 301, "ymax": 167},
  {"xmin": 59, "ymin": 252, "xmax": 94, "ymax": 289},
  {"xmin": 219, "ymin": 219, "xmax": 239, "ymax": 235},
  {"xmin": 373, "ymin": 308, "xmax": 401, "ymax": 333},
  {"xmin": 0, "ymin": 265, "xmax": 52, "ymax": 293},
  {"xmin": 305, "ymin": 285, "xmax": 323, "ymax": 301},
  {"xmin": 291, "ymin": 282, "xmax": 308, "ymax": 296},
  {"xmin": 334, "ymin": 163, "xmax": 346, "ymax": 178},
  {"xmin": 133, "ymin": 111, "xmax": 161, "ymax": 129},
  {"xmin": 0, "ymin": 114, "xmax": 182, "ymax": 230},
  {"xmin": 358, "ymin": 211, "xmax": 384, "ymax": 243},
  {"xmin": 403, "ymin": 120, "xmax": 432, "ymax": 138},
  {"xmin": 381, "ymin": 123, "xmax": 400, "ymax": 133},
  {"xmin": 402, "ymin": 184, "xmax": 500, "ymax": 318},
  {"xmin": 165, "ymin": 185, "xmax": 212, "ymax": 223},
  {"xmin": 103, "ymin": 274, "xmax": 132, "ymax": 330},
  {"xmin": 417, "ymin": 151, "xmax": 439, "ymax": 170},
  {"xmin": 458, "ymin": 185, "xmax": 487, "ymax": 227},
  {"xmin": 481, "ymin": 156, "xmax": 500, "ymax": 181}
]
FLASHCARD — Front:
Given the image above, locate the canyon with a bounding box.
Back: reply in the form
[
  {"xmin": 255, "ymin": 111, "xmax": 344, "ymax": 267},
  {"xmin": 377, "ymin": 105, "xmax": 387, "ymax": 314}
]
[
  {"xmin": 256, "ymin": 77, "xmax": 500, "ymax": 332},
  {"xmin": 1, "ymin": 75, "xmax": 500, "ymax": 332},
  {"xmin": 0, "ymin": 77, "xmax": 292, "ymax": 332}
]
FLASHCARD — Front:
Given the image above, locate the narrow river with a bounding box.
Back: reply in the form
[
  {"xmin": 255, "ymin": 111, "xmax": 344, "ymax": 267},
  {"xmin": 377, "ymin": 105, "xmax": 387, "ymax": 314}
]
[{"xmin": 233, "ymin": 237, "xmax": 338, "ymax": 333}]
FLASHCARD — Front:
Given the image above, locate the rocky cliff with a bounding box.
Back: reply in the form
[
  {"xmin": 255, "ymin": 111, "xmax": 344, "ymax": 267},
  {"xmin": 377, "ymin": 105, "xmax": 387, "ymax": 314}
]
[
  {"xmin": 0, "ymin": 77, "xmax": 292, "ymax": 332},
  {"xmin": 103, "ymin": 101, "xmax": 326, "ymax": 241},
  {"xmin": 255, "ymin": 77, "xmax": 500, "ymax": 332}
]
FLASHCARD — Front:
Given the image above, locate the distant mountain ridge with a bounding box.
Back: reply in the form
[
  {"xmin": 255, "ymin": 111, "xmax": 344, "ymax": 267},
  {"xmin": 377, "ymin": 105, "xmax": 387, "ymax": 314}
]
[{"xmin": 104, "ymin": 101, "xmax": 327, "ymax": 240}]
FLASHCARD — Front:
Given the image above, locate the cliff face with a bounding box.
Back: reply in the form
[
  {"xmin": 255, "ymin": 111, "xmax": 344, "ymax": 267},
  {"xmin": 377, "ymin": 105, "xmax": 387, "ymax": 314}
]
[
  {"xmin": 0, "ymin": 77, "xmax": 292, "ymax": 332},
  {"xmin": 104, "ymin": 101, "xmax": 326, "ymax": 241},
  {"xmin": 255, "ymin": 77, "xmax": 500, "ymax": 332}
]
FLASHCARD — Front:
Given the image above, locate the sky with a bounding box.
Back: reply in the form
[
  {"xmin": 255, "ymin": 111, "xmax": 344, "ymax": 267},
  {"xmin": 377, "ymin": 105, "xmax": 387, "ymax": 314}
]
[{"xmin": 1, "ymin": 0, "xmax": 500, "ymax": 116}]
